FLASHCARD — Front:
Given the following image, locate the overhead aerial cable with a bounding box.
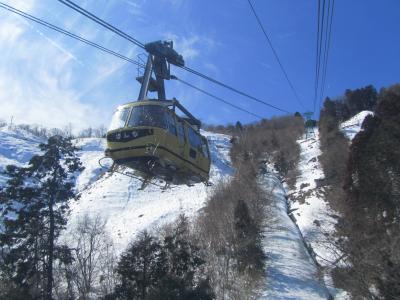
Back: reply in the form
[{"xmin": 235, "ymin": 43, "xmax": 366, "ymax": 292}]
[
  {"xmin": 0, "ymin": 1, "xmax": 143, "ymax": 67},
  {"xmin": 0, "ymin": 2, "xmax": 267, "ymax": 119},
  {"xmin": 319, "ymin": 0, "xmax": 335, "ymax": 110},
  {"xmin": 314, "ymin": 0, "xmax": 326, "ymax": 114},
  {"xmin": 57, "ymin": 0, "xmax": 291, "ymax": 114},
  {"xmin": 57, "ymin": 0, "xmax": 145, "ymax": 49},
  {"xmin": 172, "ymin": 76, "xmax": 264, "ymax": 119},
  {"xmin": 179, "ymin": 65, "xmax": 290, "ymax": 113},
  {"xmin": 313, "ymin": 0, "xmax": 322, "ymax": 114},
  {"xmin": 314, "ymin": 0, "xmax": 335, "ymax": 113},
  {"xmin": 246, "ymin": 0, "xmax": 305, "ymax": 110}
]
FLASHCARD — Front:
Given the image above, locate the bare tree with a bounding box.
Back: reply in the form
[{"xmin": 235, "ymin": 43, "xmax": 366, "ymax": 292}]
[{"xmin": 70, "ymin": 214, "xmax": 116, "ymax": 299}]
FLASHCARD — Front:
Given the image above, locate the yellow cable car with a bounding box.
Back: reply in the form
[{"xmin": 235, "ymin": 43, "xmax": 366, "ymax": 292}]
[{"xmin": 104, "ymin": 41, "xmax": 211, "ymax": 184}]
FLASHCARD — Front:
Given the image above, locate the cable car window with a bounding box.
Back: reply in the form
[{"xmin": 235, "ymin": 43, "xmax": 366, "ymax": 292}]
[
  {"xmin": 201, "ymin": 139, "xmax": 209, "ymax": 158},
  {"xmin": 188, "ymin": 127, "xmax": 202, "ymax": 151},
  {"xmin": 177, "ymin": 121, "xmax": 185, "ymax": 143},
  {"xmin": 127, "ymin": 105, "xmax": 167, "ymax": 129},
  {"xmin": 166, "ymin": 113, "xmax": 177, "ymax": 136},
  {"xmin": 108, "ymin": 107, "xmax": 131, "ymax": 131}
]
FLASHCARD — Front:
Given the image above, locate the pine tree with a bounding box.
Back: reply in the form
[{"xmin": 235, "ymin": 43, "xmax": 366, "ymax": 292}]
[
  {"xmin": 0, "ymin": 135, "xmax": 83, "ymax": 300},
  {"xmin": 113, "ymin": 216, "xmax": 214, "ymax": 300},
  {"xmin": 341, "ymin": 84, "xmax": 400, "ymax": 298},
  {"xmin": 114, "ymin": 231, "xmax": 165, "ymax": 300},
  {"xmin": 153, "ymin": 214, "xmax": 212, "ymax": 300},
  {"xmin": 235, "ymin": 121, "xmax": 243, "ymax": 132},
  {"xmin": 233, "ymin": 200, "xmax": 265, "ymax": 275}
]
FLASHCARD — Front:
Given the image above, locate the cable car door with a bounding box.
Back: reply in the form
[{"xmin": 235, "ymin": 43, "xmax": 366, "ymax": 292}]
[
  {"xmin": 164, "ymin": 112, "xmax": 182, "ymax": 168},
  {"xmin": 176, "ymin": 120, "xmax": 186, "ymax": 157},
  {"xmin": 187, "ymin": 126, "xmax": 201, "ymax": 175}
]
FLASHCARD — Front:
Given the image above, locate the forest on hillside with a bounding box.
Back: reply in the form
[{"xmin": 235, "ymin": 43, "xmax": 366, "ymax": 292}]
[{"xmin": 318, "ymin": 84, "xmax": 400, "ymax": 299}]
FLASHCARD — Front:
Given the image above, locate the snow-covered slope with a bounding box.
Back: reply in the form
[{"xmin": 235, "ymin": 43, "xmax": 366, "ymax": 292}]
[
  {"xmin": 289, "ymin": 131, "xmax": 346, "ymax": 299},
  {"xmin": 340, "ymin": 110, "xmax": 373, "ymax": 140},
  {"xmin": 0, "ymin": 128, "xmax": 233, "ymax": 255},
  {"xmin": 290, "ymin": 131, "xmax": 339, "ymax": 266},
  {"xmin": 260, "ymin": 172, "xmax": 331, "ymax": 299},
  {"xmin": 288, "ymin": 116, "xmax": 373, "ymax": 299},
  {"xmin": 68, "ymin": 131, "xmax": 233, "ymax": 253},
  {"xmin": 0, "ymin": 126, "xmax": 44, "ymax": 186},
  {"xmin": 73, "ymin": 137, "xmax": 109, "ymax": 192}
]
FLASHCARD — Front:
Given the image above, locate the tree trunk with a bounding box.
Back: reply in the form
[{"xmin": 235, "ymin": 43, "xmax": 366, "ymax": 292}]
[
  {"xmin": 142, "ymin": 258, "xmax": 147, "ymax": 300},
  {"xmin": 46, "ymin": 197, "xmax": 55, "ymax": 300}
]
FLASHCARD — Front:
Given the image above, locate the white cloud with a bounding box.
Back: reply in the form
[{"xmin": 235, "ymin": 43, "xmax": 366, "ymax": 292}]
[
  {"xmin": 77, "ymin": 60, "xmax": 127, "ymax": 98},
  {"xmin": 0, "ymin": 22, "xmax": 24, "ymax": 43},
  {"xmin": 0, "ymin": 1, "xmax": 105, "ymax": 132},
  {"xmin": 163, "ymin": 32, "xmax": 217, "ymax": 62},
  {"xmin": 122, "ymin": 0, "xmax": 146, "ymax": 17},
  {"xmin": 203, "ymin": 62, "xmax": 219, "ymax": 75},
  {"xmin": 3, "ymin": 0, "xmax": 36, "ymax": 12}
]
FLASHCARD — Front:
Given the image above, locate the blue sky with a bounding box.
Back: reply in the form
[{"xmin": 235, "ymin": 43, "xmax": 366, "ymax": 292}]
[{"xmin": 0, "ymin": 0, "xmax": 399, "ymax": 132}]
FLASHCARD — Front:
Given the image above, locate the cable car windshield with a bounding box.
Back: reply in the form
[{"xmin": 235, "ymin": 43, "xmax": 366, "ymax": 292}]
[
  {"xmin": 127, "ymin": 105, "xmax": 167, "ymax": 128},
  {"xmin": 108, "ymin": 107, "xmax": 131, "ymax": 131}
]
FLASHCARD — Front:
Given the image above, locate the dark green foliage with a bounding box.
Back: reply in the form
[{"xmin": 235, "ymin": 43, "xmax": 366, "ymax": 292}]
[
  {"xmin": 196, "ymin": 175, "xmax": 267, "ymax": 299},
  {"xmin": 114, "ymin": 231, "xmax": 165, "ymax": 299},
  {"xmin": 152, "ymin": 215, "xmax": 212, "ymax": 300},
  {"xmin": 318, "ymin": 99, "xmax": 349, "ymax": 187},
  {"xmin": 0, "ymin": 135, "xmax": 83, "ymax": 299},
  {"xmin": 235, "ymin": 121, "xmax": 243, "ymax": 132},
  {"xmin": 320, "ymin": 85, "xmax": 377, "ymax": 122},
  {"xmin": 294, "ymin": 111, "xmax": 302, "ymax": 117},
  {"xmin": 343, "ymin": 85, "xmax": 377, "ymax": 118},
  {"xmin": 340, "ymin": 85, "xmax": 400, "ymax": 298},
  {"xmin": 114, "ymin": 216, "xmax": 214, "ymax": 300},
  {"xmin": 233, "ymin": 200, "xmax": 265, "ymax": 275},
  {"xmin": 320, "ymin": 84, "xmax": 400, "ymax": 298}
]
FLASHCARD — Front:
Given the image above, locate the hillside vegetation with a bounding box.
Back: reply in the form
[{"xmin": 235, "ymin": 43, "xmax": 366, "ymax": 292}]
[{"xmin": 319, "ymin": 84, "xmax": 400, "ymax": 299}]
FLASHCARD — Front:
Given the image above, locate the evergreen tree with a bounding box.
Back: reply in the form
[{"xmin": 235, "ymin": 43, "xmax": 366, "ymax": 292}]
[
  {"xmin": 114, "ymin": 216, "xmax": 214, "ymax": 300},
  {"xmin": 344, "ymin": 85, "xmax": 377, "ymax": 116},
  {"xmin": 341, "ymin": 84, "xmax": 400, "ymax": 298},
  {"xmin": 114, "ymin": 231, "xmax": 165, "ymax": 300},
  {"xmin": 235, "ymin": 121, "xmax": 243, "ymax": 132},
  {"xmin": 0, "ymin": 135, "xmax": 83, "ymax": 300},
  {"xmin": 233, "ymin": 200, "xmax": 265, "ymax": 275},
  {"xmin": 153, "ymin": 215, "xmax": 213, "ymax": 300}
]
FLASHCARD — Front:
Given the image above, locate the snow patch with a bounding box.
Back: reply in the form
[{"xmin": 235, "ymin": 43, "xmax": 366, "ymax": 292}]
[
  {"xmin": 73, "ymin": 137, "xmax": 108, "ymax": 192},
  {"xmin": 340, "ymin": 110, "xmax": 373, "ymax": 140}
]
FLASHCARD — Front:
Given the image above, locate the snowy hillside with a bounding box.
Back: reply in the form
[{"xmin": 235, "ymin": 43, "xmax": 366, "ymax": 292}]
[
  {"xmin": 286, "ymin": 111, "xmax": 374, "ymax": 299},
  {"xmin": 0, "ymin": 126, "xmax": 44, "ymax": 186},
  {"xmin": 0, "ymin": 127, "xmax": 233, "ymax": 254},
  {"xmin": 289, "ymin": 131, "xmax": 345, "ymax": 298},
  {"xmin": 68, "ymin": 131, "xmax": 233, "ymax": 253},
  {"xmin": 260, "ymin": 171, "xmax": 331, "ymax": 299},
  {"xmin": 340, "ymin": 110, "xmax": 373, "ymax": 140},
  {"xmin": 290, "ymin": 131, "xmax": 339, "ymax": 265}
]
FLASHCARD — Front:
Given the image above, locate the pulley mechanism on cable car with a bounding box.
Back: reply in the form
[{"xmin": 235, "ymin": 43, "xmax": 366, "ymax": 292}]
[{"xmin": 103, "ymin": 40, "xmax": 211, "ymax": 186}]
